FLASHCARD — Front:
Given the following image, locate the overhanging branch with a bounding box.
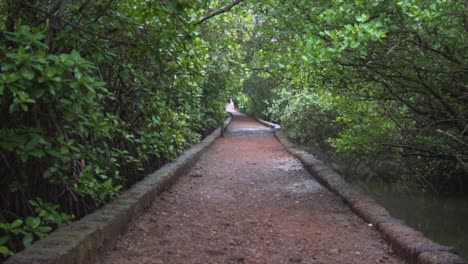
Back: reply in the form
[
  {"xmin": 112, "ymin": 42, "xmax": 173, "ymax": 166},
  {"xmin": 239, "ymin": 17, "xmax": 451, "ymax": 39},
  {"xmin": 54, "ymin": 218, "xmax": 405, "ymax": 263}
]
[
  {"xmin": 23, "ymin": 3, "xmax": 135, "ymax": 46},
  {"xmin": 196, "ymin": 0, "xmax": 246, "ymax": 25}
]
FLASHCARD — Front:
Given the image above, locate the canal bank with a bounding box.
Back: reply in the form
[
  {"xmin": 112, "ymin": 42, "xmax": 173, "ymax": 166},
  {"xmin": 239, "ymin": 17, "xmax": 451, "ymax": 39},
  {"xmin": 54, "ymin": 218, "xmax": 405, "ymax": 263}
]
[
  {"xmin": 356, "ymin": 182, "xmax": 468, "ymax": 260},
  {"xmin": 289, "ymin": 137, "xmax": 468, "ymax": 260}
]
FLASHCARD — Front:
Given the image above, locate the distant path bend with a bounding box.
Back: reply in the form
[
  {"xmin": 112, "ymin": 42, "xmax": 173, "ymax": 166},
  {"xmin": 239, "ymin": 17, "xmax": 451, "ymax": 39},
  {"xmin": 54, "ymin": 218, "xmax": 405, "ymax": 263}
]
[{"xmin": 99, "ymin": 112, "xmax": 402, "ymax": 264}]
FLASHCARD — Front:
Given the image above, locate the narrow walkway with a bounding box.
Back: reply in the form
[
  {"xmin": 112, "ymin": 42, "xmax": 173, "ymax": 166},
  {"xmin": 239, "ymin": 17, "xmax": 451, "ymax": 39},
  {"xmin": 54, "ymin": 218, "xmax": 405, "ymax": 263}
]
[{"xmin": 99, "ymin": 113, "xmax": 402, "ymax": 264}]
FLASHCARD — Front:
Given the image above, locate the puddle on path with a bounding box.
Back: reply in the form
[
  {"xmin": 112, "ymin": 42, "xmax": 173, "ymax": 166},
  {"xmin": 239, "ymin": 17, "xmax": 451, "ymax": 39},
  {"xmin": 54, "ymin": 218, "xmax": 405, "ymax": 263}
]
[
  {"xmin": 287, "ymin": 179, "xmax": 324, "ymax": 194},
  {"xmin": 227, "ymin": 127, "xmax": 273, "ymax": 136},
  {"xmin": 274, "ymin": 158, "xmax": 303, "ymax": 172},
  {"xmin": 230, "ymin": 127, "xmax": 270, "ymax": 131}
]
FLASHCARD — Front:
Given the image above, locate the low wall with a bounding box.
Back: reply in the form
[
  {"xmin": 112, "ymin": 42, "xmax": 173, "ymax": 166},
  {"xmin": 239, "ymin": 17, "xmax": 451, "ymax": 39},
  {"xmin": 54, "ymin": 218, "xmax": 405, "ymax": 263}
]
[
  {"xmin": 7, "ymin": 117, "xmax": 232, "ymax": 264},
  {"xmin": 256, "ymin": 118, "xmax": 466, "ymax": 264}
]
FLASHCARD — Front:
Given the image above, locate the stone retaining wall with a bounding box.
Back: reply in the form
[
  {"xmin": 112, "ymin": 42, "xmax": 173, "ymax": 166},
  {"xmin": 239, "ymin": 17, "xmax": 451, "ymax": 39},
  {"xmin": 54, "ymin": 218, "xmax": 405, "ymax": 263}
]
[{"xmin": 6, "ymin": 117, "xmax": 232, "ymax": 264}]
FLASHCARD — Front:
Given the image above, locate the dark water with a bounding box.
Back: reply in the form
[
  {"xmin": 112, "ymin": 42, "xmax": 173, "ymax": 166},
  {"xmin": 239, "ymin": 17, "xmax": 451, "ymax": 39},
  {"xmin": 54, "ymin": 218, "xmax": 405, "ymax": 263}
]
[
  {"xmin": 294, "ymin": 141, "xmax": 468, "ymax": 260},
  {"xmin": 353, "ymin": 181, "xmax": 468, "ymax": 259}
]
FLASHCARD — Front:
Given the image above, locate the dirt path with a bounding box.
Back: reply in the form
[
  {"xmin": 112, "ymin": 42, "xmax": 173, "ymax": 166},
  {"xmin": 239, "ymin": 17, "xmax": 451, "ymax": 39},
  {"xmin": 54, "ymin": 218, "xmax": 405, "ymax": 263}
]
[{"xmin": 98, "ymin": 113, "xmax": 403, "ymax": 264}]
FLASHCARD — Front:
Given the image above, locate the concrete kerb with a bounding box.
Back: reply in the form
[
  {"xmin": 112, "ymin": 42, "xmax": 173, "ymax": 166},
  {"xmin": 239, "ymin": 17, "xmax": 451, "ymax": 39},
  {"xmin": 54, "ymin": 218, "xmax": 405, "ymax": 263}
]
[
  {"xmin": 254, "ymin": 117, "xmax": 281, "ymax": 130},
  {"xmin": 6, "ymin": 117, "xmax": 233, "ymax": 264},
  {"xmin": 255, "ymin": 117, "xmax": 467, "ymax": 264}
]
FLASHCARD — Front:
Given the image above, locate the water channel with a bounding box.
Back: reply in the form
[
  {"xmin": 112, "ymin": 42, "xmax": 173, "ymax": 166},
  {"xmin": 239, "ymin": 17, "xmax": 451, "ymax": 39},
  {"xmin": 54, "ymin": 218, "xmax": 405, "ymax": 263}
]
[
  {"xmin": 296, "ymin": 143, "xmax": 468, "ymax": 260},
  {"xmin": 355, "ymin": 181, "xmax": 468, "ymax": 259}
]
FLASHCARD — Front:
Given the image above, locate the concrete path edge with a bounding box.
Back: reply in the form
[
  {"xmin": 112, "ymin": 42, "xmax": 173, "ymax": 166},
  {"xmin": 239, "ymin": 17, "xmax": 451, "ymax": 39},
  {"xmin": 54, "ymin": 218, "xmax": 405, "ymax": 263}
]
[
  {"xmin": 256, "ymin": 117, "xmax": 467, "ymax": 264},
  {"xmin": 6, "ymin": 117, "xmax": 233, "ymax": 264}
]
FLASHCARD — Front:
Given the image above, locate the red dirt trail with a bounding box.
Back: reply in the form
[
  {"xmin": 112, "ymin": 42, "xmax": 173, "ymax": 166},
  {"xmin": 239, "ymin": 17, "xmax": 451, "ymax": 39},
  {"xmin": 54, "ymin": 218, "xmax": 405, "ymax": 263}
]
[{"xmin": 98, "ymin": 113, "xmax": 403, "ymax": 264}]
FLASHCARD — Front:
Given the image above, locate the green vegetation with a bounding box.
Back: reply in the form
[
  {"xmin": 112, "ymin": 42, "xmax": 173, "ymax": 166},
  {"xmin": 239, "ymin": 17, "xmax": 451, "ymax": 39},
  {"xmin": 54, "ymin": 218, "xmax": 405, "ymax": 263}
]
[
  {"xmin": 0, "ymin": 0, "xmax": 466, "ymax": 258},
  {"xmin": 0, "ymin": 0, "xmax": 249, "ymax": 257},
  {"xmin": 242, "ymin": 0, "xmax": 467, "ymax": 194}
]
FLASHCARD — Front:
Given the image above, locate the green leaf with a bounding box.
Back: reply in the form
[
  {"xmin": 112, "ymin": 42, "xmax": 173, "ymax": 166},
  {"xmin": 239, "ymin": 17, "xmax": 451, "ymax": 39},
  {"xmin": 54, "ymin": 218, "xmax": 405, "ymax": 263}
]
[
  {"xmin": 45, "ymin": 67, "xmax": 58, "ymax": 78},
  {"xmin": 0, "ymin": 235, "xmax": 10, "ymax": 245},
  {"xmin": 60, "ymin": 147, "xmax": 69, "ymax": 154},
  {"xmin": 168, "ymin": 0, "xmax": 178, "ymax": 12},
  {"xmin": 20, "ymin": 67, "xmax": 35, "ymax": 80},
  {"xmin": 0, "ymin": 245, "xmax": 11, "ymax": 256},
  {"xmin": 70, "ymin": 50, "xmax": 80, "ymax": 60},
  {"xmin": 20, "ymin": 103, "xmax": 29, "ymax": 112},
  {"xmin": 74, "ymin": 67, "xmax": 83, "ymax": 79},
  {"xmin": 9, "ymin": 103, "xmax": 19, "ymax": 113},
  {"xmin": 11, "ymin": 219, "xmax": 23, "ymax": 228},
  {"xmin": 22, "ymin": 233, "xmax": 33, "ymax": 247},
  {"xmin": 25, "ymin": 217, "xmax": 40, "ymax": 229},
  {"xmin": 36, "ymin": 226, "xmax": 52, "ymax": 233},
  {"xmin": 4, "ymin": 73, "xmax": 18, "ymax": 83},
  {"xmin": 29, "ymin": 87, "xmax": 46, "ymax": 98}
]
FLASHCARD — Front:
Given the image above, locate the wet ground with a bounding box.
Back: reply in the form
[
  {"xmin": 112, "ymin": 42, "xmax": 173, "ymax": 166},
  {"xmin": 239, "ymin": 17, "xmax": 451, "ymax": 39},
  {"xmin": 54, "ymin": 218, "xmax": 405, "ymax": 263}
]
[{"xmin": 98, "ymin": 113, "xmax": 403, "ymax": 264}]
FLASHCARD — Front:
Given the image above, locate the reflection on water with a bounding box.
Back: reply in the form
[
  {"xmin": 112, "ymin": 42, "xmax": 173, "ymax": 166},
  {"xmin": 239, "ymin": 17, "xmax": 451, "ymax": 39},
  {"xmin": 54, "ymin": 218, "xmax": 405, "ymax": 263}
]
[{"xmin": 354, "ymin": 181, "xmax": 468, "ymax": 259}]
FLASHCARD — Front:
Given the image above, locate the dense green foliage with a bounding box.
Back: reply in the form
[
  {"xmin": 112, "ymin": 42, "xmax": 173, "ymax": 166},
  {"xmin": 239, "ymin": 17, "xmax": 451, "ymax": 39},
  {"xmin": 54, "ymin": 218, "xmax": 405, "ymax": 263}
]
[
  {"xmin": 240, "ymin": 74, "xmax": 278, "ymax": 117},
  {"xmin": 0, "ymin": 0, "xmax": 249, "ymax": 256},
  {"xmin": 1, "ymin": 0, "xmax": 466, "ymax": 258},
  {"xmin": 244, "ymin": 0, "xmax": 467, "ymax": 193}
]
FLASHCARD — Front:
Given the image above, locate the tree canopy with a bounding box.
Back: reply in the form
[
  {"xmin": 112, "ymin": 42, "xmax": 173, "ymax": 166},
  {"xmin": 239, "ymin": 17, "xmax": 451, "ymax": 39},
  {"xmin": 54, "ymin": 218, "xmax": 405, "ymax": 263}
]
[
  {"xmin": 242, "ymin": 0, "xmax": 467, "ymax": 193},
  {"xmin": 0, "ymin": 0, "xmax": 466, "ymax": 258}
]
